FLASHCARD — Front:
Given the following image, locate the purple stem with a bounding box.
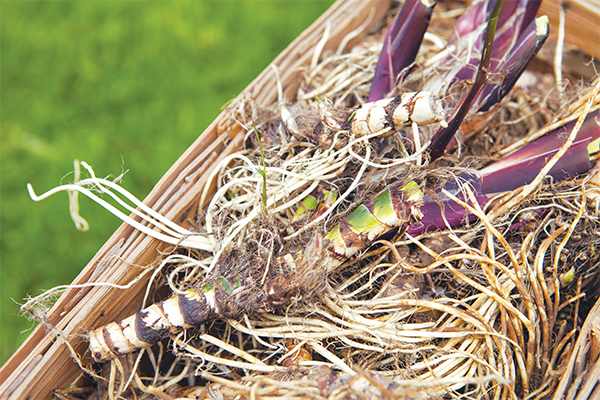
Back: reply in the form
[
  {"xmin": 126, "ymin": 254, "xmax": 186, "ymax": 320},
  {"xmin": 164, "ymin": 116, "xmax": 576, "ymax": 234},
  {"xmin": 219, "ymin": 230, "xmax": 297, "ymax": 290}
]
[
  {"xmin": 448, "ymin": 0, "xmax": 541, "ymax": 84},
  {"xmin": 368, "ymin": 0, "xmax": 434, "ymax": 102},
  {"xmin": 451, "ymin": 1, "xmax": 489, "ymax": 41},
  {"xmin": 440, "ymin": 1, "xmax": 545, "ymax": 151},
  {"xmin": 410, "ymin": 112, "xmax": 600, "ymax": 236},
  {"xmin": 428, "ymin": 74, "xmax": 487, "ymax": 162},
  {"xmin": 480, "ymin": 113, "xmax": 600, "ymax": 192},
  {"xmin": 428, "ymin": 0, "xmax": 504, "ymax": 162},
  {"xmin": 520, "ymin": 0, "xmax": 544, "ymax": 37},
  {"xmin": 477, "ymin": 16, "xmax": 549, "ymax": 112},
  {"xmin": 408, "ymin": 175, "xmax": 489, "ymax": 235}
]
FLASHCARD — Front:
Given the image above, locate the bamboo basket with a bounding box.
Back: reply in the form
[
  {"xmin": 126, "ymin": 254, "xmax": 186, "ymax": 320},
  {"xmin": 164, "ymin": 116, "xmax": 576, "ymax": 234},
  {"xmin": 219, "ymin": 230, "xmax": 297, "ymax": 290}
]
[{"xmin": 0, "ymin": 0, "xmax": 598, "ymax": 399}]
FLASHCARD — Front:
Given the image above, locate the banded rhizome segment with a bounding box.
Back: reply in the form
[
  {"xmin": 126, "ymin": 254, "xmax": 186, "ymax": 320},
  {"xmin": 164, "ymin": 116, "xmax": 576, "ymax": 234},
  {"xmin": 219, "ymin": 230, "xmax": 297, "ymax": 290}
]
[
  {"xmin": 88, "ymin": 213, "xmax": 331, "ymax": 363},
  {"xmin": 88, "ymin": 175, "xmax": 428, "ymax": 362}
]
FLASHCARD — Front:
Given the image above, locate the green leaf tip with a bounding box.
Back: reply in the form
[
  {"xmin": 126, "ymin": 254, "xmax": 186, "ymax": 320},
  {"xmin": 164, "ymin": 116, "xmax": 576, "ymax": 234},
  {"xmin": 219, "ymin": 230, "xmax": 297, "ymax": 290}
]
[
  {"xmin": 292, "ymin": 195, "xmax": 319, "ymax": 222},
  {"xmin": 253, "ymin": 123, "xmax": 268, "ymax": 208}
]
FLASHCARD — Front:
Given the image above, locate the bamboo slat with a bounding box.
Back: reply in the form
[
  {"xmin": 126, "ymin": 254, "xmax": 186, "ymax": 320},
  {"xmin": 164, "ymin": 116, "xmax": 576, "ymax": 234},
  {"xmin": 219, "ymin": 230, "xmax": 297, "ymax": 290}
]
[{"xmin": 0, "ymin": 1, "xmax": 390, "ymax": 399}]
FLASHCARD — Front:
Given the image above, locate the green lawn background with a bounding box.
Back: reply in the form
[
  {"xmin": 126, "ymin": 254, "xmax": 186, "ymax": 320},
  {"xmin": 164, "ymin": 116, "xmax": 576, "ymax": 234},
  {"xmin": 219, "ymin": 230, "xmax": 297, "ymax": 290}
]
[{"xmin": 1, "ymin": 0, "xmax": 334, "ymax": 365}]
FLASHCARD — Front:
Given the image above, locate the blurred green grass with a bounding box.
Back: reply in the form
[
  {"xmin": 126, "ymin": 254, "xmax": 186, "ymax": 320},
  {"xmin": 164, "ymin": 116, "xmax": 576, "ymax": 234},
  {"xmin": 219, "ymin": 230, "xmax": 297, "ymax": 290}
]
[{"xmin": 0, "ymin": 0, "xmax": 333, "ymax": 365}]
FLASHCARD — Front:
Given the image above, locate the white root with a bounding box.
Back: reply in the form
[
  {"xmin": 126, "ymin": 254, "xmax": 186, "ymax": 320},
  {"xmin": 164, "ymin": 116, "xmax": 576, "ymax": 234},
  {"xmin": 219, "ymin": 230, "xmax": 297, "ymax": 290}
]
[{"xmin": 28, "ymin": 163, "xmax": 214, "ymax": 252}]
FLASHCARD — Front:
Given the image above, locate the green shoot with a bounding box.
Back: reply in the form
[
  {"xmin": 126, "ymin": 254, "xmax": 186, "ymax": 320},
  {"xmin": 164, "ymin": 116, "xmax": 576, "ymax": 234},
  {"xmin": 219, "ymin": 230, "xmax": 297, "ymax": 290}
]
[
  {"xmin": 292, "ymin": 195, "xmax": 319, "ymax": 222},
  {"xmin": 428, "ymin": 0, "xmax": 503, "ymax": 161},
  {"xmin": 253, "ymin": 123, "xmax": 268, "ymax": 208}
]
